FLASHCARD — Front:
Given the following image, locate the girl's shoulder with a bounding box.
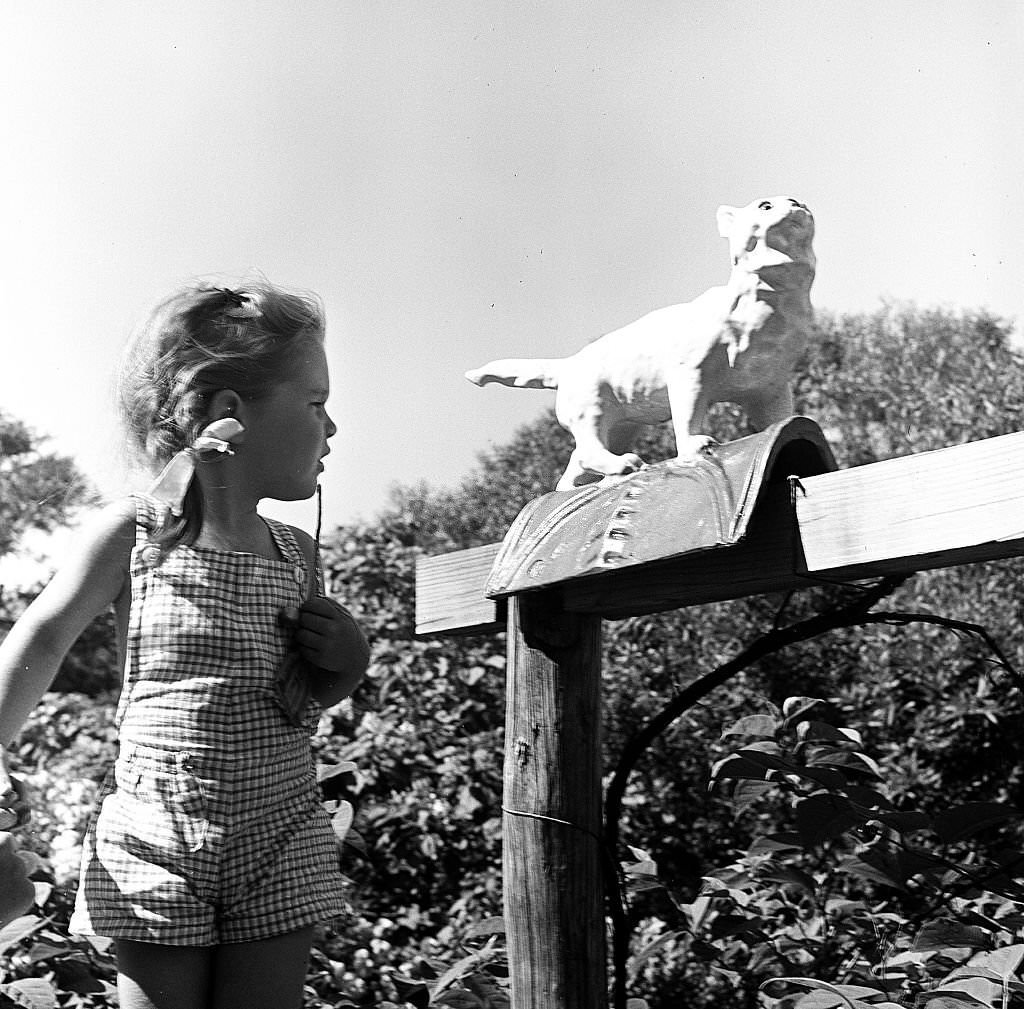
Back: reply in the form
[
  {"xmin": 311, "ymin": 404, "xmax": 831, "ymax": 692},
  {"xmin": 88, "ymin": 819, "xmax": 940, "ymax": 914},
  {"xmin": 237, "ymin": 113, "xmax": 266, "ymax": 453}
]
[
  {"xmin": 80, "ymin": 498, "xmax": 139, "ymax": 553},
  {"xmin": 16, "ymin": 500, "xmax": 137, "ymax": 642},
  {"xmin": 64, "ymin": 499, "xmax": 139, "ymax": 580}
]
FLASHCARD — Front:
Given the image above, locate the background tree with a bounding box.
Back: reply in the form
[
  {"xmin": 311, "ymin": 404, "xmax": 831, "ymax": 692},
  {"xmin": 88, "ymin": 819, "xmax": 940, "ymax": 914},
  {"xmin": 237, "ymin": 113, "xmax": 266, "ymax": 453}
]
[
  {"xmin": 4, "ymin": 304, "xmax": 1024, "ymax": 1007},
  {"xmin": 0, "ymin": 412, "xmax": 93, "ymax": 560},
  {"xmin": 0, "ymin": 413, "xmax": 114, "ymax": 693}
]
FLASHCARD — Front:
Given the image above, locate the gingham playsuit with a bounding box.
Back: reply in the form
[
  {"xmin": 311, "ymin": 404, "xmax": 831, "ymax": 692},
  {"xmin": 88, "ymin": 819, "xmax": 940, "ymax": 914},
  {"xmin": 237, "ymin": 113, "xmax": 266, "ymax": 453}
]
[{"xmin": 70, "ymin": 493, "xmax": 347, "ymax": 945}]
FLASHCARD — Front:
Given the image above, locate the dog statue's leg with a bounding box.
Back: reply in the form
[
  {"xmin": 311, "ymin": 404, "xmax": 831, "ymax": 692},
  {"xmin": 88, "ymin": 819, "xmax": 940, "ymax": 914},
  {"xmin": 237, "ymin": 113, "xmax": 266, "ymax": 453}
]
[
  {"xmin": 556, "ymin": 448, "xmax": 594, "ymax": 491},
  {"xmin": 743, "ymin": 384, "xmax": 795, "ymax": 430},
  {"xmin": 666, "ymin": 367, "xmax": 716, "ymax": 462},
  {"xmin": 554, "ymin": 393, "xmax": 645, "ymax": 488}
]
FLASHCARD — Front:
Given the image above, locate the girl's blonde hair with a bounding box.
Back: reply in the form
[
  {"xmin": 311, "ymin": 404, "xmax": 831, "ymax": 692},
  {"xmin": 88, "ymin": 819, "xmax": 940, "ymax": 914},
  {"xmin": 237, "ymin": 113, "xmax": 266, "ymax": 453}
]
[{"xmin": 119, "ymin": 278, "xmax": 325, "ymax": 547}]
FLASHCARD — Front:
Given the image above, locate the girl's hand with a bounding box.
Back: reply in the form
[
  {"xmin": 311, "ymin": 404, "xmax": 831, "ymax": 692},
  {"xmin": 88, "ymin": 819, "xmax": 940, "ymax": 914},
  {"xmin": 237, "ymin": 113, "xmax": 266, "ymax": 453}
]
[{"xmin": 294, "ymin": 598, "xmax": 370, "ymax": 677}]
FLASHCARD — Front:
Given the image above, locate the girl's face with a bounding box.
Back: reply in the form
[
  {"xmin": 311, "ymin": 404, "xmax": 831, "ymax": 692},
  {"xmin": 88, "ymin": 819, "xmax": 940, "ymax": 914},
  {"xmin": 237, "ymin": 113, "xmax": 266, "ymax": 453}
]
[{"xmin": 238, "ymin": 341, "xmax": 337, "ymax": 502}]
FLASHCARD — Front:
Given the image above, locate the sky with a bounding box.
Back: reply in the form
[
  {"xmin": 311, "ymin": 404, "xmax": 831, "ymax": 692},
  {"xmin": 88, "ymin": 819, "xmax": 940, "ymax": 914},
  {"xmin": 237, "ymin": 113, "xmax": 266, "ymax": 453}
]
[{"xmin": 2, "ymin": 1, "xmax": 1022, "ymax": 577}]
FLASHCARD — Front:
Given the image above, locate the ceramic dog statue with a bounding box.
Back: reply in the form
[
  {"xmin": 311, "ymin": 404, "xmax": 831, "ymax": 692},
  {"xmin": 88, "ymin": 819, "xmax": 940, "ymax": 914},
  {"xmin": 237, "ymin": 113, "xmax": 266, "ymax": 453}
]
[{"xmin": 466, "ymin": 196, "xmax": 816, "ymax": 490}]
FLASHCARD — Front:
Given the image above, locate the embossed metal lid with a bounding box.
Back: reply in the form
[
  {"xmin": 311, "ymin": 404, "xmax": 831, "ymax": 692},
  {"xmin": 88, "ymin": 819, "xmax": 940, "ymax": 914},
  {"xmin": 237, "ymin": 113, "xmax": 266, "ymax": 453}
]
[{"xmin": 485, "ymin": 416, "xmax": 836, "ymax": 599}]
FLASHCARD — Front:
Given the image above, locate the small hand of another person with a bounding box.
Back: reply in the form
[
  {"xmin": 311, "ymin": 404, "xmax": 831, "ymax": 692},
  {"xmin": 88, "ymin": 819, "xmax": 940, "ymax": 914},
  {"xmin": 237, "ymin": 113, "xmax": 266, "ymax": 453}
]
[
  {"xmin": 0, "ymin": 756, "xmax": 34, "ymax": 927},
  {"xmin": 292, "ymin": 598, "xmax": 369, "ymax": 675},
  {"xmin": 0, "ymin": 755, "xmax": 29, "ymax": 831},
  {"xmin": 0, "ymin": 832, "xmax": 35, "ymax": 927}
]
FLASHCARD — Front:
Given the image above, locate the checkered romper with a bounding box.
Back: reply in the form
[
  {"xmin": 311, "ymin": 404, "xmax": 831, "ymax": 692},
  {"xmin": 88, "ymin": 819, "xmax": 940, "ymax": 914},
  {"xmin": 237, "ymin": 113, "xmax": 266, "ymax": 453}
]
[{"xmin": 70, "ymin": 494, "xmax": 347, "ymax": 945}]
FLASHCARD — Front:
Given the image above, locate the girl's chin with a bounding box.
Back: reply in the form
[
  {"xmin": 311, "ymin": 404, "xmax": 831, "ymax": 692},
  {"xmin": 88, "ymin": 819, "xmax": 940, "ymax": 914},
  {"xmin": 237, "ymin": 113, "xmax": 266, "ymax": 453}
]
[{"xmin": 272, "ymin": 481, "xmax": 320, "ymax": 503}]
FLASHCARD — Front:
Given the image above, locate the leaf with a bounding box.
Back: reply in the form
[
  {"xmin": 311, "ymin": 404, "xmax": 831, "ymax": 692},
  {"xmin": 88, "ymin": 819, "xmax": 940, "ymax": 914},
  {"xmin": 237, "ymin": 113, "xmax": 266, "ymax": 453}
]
[
  {"xmin": 30, "ymin": 883, "xmax": 51, "ymax": 907},
  {"xmin": 464, "ymin": 917, "xmax": 506, "ymax": 940},
  {"xmin": 945, "ymin": 942, "xmax": 1024, "ymax": 981},
  {"xmin": 721, "ymin": 714, "xmax": 778, "ymax": 739},
  {"xmin": 317, "ymin": 759, "xmax": 358, "ymax": 781},
  {"xmin": 434, "ymin": 991, "xmax": 484, "ymax": 1009},
  {"xmin": 0, "ymin": 978, "xmax": 58, "ymax": 1009},
  {"xmin": 83, "ymin": 934, "xmax": 114, "ymax": 955},
  {"xmin": 390, "ymin": 974, "xmax": 430, "ymax": 1009},
  {"xmin": 925, "ymin": 979, "xmax": 1001, "ymax": 1004},
  {"xmin": 747, "ymin": 832, "xmax": 804, "ymax": 856},
  {"xmin": 836, "ymin": 850, "xmax": 908, "ymax": 891},
  {"xmin": 804, "ymin": 747, "xmax": 882, "ymax": 779},
  {"xmin": 0, "ymin": 914, "xmax": 45, "ymax": 955},
  {"xmin": 797, "ymin": 720, "xmax": 863, "ymax": 748},
  {"xmin": 757, "ymin": 863, "xmax": 818, "ymax": 895},
  {"xmin": 318, "ymin": 761, "xmax": 358, "ymax": 800},
  {"xmin": 932, "ymin": 802, "xmax": 1017, "ymax": 843},
  {"xmin": 51, "ymin": 955, "xmax": 105, "ymax": 994},
  {"xmin": 331, "ymin": 801, "xmax": 354, "ymax": 843},
  {"xmin": 728, "ymin": 779, "xmax": 776, "ymax": 812},
  {"xmin": 916, "ymin": 983, "xmax": 993, "ymax": 1009},
  {"xmin": 795, "ymin": 793, "xmax": 869, "ymax": 847},
  {"xmin": 627, "ymin": 930, "xmax": 685, "ymax": 981},
  {"xmin": 431, "ymin": 940, "xmax": 497, "ymax": 999},
  {"xmin": 824, "ymin": 898, "xmax": 871, "ymax": 920},
  {"xmin": 843, "ymin": 785, "xmax": 894, "ymax": 810},
  {"xmin": 781, "ymin": 697, "xmax": 831, "ymax": 727},
  {"xmin": 25, "ymin": 941, "xmax": 68, "ymax": 963},
  {"xmin": 709, "ymin": 753, "xmax": 779, "ymax": 782},
  {"xmin": 867, "ymin": 809, "xmax": 932, "ymax": 833},
  {"xmin": 913, "ymin": 919, "xmax": 993, "ymax": 952},
  {"xmin": 761, "ymin": 977, "xmax": 884, "ymax": 1008},
  {"xmin": 462, "ymin": 972, "xmax": 510, "ymax": 1007},
  {"xmin": 793, "ymin": 991, "xmax": 889, "ymax": 1009}
]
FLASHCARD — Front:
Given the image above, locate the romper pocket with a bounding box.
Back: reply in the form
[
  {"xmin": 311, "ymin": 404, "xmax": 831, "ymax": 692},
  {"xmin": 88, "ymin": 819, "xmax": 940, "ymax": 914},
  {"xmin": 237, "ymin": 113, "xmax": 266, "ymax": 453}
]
[{"xmin": 109, "ymin": 746, "xmax": 209, "ymax": 856}]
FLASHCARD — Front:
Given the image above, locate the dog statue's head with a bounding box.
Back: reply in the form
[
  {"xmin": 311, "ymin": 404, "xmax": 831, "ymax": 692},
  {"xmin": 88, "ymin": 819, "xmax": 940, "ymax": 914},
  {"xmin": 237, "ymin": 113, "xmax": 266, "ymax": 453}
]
[{"xmin": 717, "ymin": 197, "xmax": 815, "ymax": 284}]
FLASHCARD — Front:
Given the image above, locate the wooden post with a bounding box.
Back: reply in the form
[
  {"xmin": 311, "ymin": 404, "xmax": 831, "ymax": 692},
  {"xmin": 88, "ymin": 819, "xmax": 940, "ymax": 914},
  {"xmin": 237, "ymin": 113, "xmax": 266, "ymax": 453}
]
[{"xmin": 503, "ymin": 593, "xmax": 607, "ymax": 1009}]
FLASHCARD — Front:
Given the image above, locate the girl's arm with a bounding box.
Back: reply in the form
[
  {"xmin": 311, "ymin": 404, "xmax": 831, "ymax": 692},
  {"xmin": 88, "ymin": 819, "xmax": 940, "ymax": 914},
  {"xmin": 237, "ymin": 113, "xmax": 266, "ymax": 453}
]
[{"xmin": 0, "ymin": 500, "xmax": 135, "ymax": 748}]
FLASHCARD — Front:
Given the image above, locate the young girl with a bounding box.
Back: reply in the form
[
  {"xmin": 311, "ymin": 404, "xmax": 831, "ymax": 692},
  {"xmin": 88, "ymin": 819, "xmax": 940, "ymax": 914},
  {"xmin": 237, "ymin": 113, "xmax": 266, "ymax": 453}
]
[{"xmin": 0, "ymin": 280, "xmax": 369, "ymax": 1009}]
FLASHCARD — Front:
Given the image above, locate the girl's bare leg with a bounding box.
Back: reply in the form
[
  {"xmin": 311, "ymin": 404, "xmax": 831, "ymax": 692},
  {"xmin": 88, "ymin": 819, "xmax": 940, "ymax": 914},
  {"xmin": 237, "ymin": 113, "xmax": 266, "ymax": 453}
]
[
  {"xmin": 116, "ymin": 941, "xmax": 215, "ymax": 1009},
  {"xmin": 210, "ymin": 926, "xmax": 316, "ymax": 1009}
]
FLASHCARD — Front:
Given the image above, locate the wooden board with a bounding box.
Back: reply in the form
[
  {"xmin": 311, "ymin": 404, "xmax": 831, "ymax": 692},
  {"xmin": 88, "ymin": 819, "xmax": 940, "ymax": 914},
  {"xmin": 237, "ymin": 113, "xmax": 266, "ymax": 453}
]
[
  {"xmin": 415, "ymin": 430, "xmax": 1024, "ymax": 635},
  {"xmin": 415, "ymin": 543, "xmax": 504, "ymax": 635},
  {"xmin": 796, "ymin": 429, "xmax": 1024, "ymax": 577}
]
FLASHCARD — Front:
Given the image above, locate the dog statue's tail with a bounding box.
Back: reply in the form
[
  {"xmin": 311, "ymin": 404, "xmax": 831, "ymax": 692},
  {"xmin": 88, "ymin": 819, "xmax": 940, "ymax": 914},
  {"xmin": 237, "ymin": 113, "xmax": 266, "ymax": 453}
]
[{"xmin": 465, "ymin": 358, "xmax": 562, "ymax": 390}]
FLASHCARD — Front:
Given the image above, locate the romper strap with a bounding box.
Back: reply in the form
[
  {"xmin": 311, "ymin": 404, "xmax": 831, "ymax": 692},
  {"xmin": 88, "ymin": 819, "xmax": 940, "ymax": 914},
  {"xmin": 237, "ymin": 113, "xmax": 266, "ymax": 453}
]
[
  {"xmin": 266, "ymin": 519, "xmax": 321, "ymax": 601},
  {"xmin": 129, "ymin": 492, "xmax": 167, "ymax": 545}
]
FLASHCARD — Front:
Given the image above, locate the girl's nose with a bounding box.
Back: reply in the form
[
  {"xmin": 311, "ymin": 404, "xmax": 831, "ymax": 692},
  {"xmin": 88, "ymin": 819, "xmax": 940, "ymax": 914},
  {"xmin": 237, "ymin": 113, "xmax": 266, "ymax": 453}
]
[{"xmin": 325, "ymin": 411, "xmax": 338, "ymax": 439}]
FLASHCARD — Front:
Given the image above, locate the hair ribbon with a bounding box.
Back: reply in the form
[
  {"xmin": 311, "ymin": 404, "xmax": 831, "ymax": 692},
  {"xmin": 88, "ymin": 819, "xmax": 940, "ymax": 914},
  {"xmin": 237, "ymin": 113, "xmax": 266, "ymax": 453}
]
[
  {"xmin": 220, "ymin": 288, "xmax": 261, "ymax": 319},
  {"xmin": 148, "ymin": 417, "xmax": 245, "ymax": 516}
]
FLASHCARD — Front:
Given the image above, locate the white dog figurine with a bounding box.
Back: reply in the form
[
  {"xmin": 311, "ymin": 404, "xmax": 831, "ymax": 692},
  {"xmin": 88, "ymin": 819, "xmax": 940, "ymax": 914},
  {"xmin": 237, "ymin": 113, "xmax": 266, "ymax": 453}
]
[{"xmin": 466, "ymin": 196, "xmax": 816, "ymax": 491}]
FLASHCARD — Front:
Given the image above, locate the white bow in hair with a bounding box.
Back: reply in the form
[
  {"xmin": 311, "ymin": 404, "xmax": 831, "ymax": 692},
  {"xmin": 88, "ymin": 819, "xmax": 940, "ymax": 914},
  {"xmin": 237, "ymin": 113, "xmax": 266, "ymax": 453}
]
[{"xmin": 148, "ymin": 417, "xmax": 245, "ymax": 516}]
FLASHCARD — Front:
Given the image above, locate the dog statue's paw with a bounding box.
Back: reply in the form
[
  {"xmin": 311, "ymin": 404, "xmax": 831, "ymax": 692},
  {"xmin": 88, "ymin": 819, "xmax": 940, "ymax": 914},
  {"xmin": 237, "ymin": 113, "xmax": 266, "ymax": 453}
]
[{"xmin": 674, "ymin": 435, "xmax": 718, "ymax": 463}]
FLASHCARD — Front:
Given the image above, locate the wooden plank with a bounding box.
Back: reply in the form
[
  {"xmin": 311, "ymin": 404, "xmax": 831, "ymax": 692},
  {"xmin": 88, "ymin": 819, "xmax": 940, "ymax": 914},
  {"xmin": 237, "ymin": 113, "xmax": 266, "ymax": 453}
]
[
  {"xmin": 796, "ymin": 430, "xmax": 1024, "ymax": 577},
  {"xmin": 414, "ymin": 544, "xmax": 503, "ymax": 636},
  {"xmin": 503, "ymin": 597, "xmax": 606, "ymax": 1009},
  {"xmin": 415, "ymin": 430, "xmax": 1024, "ymax": 633}
]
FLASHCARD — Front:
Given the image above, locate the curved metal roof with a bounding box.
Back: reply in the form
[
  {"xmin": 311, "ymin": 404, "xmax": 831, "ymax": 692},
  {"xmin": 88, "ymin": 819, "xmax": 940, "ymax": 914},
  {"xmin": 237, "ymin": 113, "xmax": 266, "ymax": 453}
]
[{"xmin": 486, "ymin": 416, "xmax": 836, "ymax": 599}]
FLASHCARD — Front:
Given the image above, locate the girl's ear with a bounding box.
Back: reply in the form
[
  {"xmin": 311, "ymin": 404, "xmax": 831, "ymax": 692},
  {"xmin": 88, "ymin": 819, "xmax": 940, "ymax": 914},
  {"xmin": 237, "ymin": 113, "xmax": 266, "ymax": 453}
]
[{"xmin": 208, "ymin": 389, "xmax": 244, "ymax": 423}]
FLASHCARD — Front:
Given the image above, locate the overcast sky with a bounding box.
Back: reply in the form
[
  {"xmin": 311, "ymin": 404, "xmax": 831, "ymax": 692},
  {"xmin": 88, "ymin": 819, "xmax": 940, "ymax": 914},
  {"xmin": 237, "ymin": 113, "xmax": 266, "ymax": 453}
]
[{"xmin": 2, "ymin": 1, "xmax": 1021, "ymax": 568}]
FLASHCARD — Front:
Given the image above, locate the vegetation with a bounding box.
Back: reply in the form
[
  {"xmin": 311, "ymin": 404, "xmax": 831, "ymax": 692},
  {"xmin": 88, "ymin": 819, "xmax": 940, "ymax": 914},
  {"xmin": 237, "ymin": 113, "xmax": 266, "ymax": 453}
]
[
  {"xmin": 0, "ymin": 413, "xmax": 93, "ymax": 562},
  {"xmin": 3, "ymin": 303, "xmax": 1024, "ymax": 1007}
]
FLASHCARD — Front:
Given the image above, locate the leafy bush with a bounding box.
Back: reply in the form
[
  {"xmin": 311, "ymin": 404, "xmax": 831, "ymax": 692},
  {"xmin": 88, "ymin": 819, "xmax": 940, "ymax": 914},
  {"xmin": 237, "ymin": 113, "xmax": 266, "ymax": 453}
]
[{"xmin": 621, "ymin": 696, "xmax": 1024, "ymax": 1009}]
